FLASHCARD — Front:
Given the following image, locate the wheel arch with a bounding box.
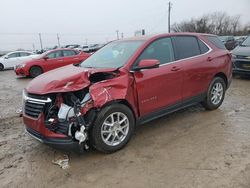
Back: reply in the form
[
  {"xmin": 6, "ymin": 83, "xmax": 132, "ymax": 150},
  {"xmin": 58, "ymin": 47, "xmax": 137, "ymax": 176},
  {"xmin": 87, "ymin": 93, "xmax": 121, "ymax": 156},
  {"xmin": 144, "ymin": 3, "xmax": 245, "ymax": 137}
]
[
  {"xmin": 99, "ymin": 99, "xmax": 137, "ymax": 120},
  {"xmin": 213, "ymin": 72, "xmax": 228, "ymax": 88}
]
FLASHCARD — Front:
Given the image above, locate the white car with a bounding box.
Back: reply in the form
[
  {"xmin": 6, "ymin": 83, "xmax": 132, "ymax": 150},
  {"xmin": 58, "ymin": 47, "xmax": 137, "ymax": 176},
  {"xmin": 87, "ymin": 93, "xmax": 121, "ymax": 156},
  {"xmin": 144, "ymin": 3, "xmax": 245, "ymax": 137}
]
[{"xmin": 0, "ymin": 51, "xmax": 36, "ymax": 70}]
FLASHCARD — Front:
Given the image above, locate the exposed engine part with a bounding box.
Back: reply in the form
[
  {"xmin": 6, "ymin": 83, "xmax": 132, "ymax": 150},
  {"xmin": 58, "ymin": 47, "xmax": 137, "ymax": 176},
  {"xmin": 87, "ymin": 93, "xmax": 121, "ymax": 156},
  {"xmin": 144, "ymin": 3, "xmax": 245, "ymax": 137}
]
[
  {"xmin": 75, "ymin": 126, "xmax": 87, "ymax": 144},
  {"xmin": 89, "ymin": 72, "xmax": 117, "ymax": 83},
  {"xmin": 58, "ymin": 103, "xmax": 74, "ymax": 121},
  {"xmin": 43, "ymin": 90, "xmax": 96, "ymax": 150}
]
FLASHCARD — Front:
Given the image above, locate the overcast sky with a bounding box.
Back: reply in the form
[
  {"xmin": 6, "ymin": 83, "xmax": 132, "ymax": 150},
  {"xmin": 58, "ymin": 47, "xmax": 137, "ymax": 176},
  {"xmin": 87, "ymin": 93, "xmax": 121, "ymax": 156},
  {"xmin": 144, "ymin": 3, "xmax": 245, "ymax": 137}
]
[{"xmin": 0, "ymin": 0, "xmax": 249, "ymax": 51}]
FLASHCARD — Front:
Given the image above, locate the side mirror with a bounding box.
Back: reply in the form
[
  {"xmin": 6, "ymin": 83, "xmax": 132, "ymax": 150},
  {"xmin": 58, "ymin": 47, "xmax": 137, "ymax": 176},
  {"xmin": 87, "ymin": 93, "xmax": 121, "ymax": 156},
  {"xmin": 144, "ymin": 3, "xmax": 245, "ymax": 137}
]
[
  {"xmin": 134, "ymin": 59, "xmax": 160, "ymax": 71},
  {"xmin": 43, "ymin": 56, "xmax": 49, "ymax": 60},
  {"xmin": 4, "ymin": 56, "xmax": 8, "ymax": 59}
]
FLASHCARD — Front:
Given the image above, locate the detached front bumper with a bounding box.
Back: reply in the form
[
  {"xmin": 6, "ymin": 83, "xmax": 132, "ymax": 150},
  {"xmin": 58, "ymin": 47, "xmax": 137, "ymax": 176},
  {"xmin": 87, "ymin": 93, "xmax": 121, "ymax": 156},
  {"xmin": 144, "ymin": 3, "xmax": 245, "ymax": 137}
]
[{"xmin": 25, "ymin": 126, "xmax": 80, "ymax": 151}]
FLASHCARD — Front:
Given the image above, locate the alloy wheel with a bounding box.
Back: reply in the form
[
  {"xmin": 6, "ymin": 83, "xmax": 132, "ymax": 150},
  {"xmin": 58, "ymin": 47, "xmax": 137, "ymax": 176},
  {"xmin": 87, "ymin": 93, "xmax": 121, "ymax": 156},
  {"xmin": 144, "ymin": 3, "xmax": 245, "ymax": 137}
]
[{"xmin": 101, "ymin": 112, "xmax": 129, "ymax": 146}]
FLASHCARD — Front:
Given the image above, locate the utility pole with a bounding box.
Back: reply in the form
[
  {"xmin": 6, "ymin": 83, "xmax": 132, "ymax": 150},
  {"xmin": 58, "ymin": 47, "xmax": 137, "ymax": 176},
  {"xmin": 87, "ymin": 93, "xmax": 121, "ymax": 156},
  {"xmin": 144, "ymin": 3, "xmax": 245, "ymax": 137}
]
[
  {"xmin": 38, "ymin": 33, "xmax": 43, "ymax": 50},
  {"xmin": 168, "ymin": 2, "xmax": 172, "ymax": 33},
  {"xmin": 57, "ymin": 33, "xmax": 60, "ymax": 47},
  {"xmin": 116, "ymin": 30, "xmax": 119, "ymax": 40},
  {"xmin": 121, "ymin": 32, "xmax": 124, "ymax": 39},
  {"xmin": 85, "ymin": 38, "xmax": 88, "ymax": 45}
]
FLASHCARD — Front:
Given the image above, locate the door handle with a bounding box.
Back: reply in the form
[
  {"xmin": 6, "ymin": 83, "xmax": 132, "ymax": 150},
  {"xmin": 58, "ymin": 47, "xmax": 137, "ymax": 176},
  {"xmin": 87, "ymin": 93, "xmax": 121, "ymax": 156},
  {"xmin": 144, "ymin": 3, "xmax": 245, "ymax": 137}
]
[
  {"xmin": 171, "ymin": 66, "xmax": 181, "ymax": 71},
  {"xmin": 207, "ymin": 57, "xmax": 213, "ymax": 61},
  {"xmin": 57, "ymin": 60, "xmax": 63, "ymax": 62}
]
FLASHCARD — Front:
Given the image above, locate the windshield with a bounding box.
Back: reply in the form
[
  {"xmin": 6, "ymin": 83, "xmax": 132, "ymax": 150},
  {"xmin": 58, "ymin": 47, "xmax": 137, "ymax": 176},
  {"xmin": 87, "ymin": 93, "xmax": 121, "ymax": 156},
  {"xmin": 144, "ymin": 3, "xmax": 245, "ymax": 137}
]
[
  {"xmin": 241, "ymin": 36, "xmax": 250, "ymax": 46},
  {"xmin": 80, "ymin": 40, "xmax": 144, "ymax": 69},
  {"xmin": 219, "ymin": 36, "xmax": 228, "ymax": 41}
]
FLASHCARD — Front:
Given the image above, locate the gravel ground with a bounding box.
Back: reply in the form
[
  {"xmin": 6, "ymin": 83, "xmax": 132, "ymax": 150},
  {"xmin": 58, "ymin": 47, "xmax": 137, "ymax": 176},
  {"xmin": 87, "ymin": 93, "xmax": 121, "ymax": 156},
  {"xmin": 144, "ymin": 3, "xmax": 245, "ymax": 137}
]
[{"xmin": 0, "ymin": 70, "xmax": 250, "ymax": 188}]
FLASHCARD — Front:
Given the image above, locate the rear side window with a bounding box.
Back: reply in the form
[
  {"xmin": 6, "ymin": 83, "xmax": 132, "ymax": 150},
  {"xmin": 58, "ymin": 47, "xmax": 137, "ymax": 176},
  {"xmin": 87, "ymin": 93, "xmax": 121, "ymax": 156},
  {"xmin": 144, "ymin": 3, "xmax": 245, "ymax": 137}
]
[
  {"xmin": 20, "ymin": 52, "xmax": 31, "ymax": 57},
  {"xmin": 63, "ymin": 50, "xmax": 76, "ymax": 57},
  {"xmin": 8, "ymin": 53, "xmax": 20, "ymax": 58},
  {"xmin": 173, "ymin": 36, "xmax": 201, "ymax": 60},
  {"xmin": 205, "ymin": 36, "xmax": 226, "ymax": 50},
  {"xmin": 198, "ymin": 40, "xmax": 209, "ymax": 54},
  {"xmin": 47, "ymin": 51, "xmax": 63, "ymax": 59},
  {"xmin": 136, "ymin": 37, "xmax": 174, "ymax": 65}
]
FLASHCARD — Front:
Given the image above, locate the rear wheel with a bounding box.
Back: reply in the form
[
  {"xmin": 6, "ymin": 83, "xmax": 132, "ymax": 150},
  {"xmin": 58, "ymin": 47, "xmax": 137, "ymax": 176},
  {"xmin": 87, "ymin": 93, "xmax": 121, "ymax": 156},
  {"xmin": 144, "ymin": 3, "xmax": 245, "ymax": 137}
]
[
  {"xmin": 0, "ymin": 63, "xmax": 4, "ymax": 71},
  {"xmin": 202, "ymin": 77, "xmax": 226, "ymax": 110},
  {"xmin": 91, "ymin": 104, "xmax": 135, "ymax": 153},
  {"xmin": 29, "ymin": 66, "xmax": 43, "ymax": 78}
]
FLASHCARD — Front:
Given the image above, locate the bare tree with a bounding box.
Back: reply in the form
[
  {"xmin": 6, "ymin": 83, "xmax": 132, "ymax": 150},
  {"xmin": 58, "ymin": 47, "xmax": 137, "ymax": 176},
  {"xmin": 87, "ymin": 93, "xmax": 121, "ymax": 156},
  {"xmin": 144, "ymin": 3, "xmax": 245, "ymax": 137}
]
[{"xmin": 171, "ymin": 12, "xmax": 247, "ymax": 35}]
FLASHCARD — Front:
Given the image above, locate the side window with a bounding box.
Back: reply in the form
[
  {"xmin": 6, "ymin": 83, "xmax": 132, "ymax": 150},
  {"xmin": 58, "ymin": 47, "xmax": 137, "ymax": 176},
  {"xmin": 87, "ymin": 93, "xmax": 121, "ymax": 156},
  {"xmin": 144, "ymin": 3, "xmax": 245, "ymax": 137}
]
[
  {"xmin": 20, "ymin": 52, "xmax": 31, "ymax": 57},
  {"xmin": 136, "ymin": 37, "xmax": 174, "ymax": 65},
  {"xmin": 47, "ymin": 51, "xmax": 63, "ymax": 59},
  {"xmin": 63, "ymin": 50, "xmax": 76, "ymax": 57},
  {"xmin": 8, "ymin": 53, "xmax": 20, "ymax": 58},
  {"xmin": 198, "ymin": 40, "xmax": 209, "ymax": 54},
  {"xmin": 173, "ymin": 36, "xmax": 201, "ymax": 60},
  {"xmin": 205, "ymin": 36, "xmax": 226, "ymax": 50}
]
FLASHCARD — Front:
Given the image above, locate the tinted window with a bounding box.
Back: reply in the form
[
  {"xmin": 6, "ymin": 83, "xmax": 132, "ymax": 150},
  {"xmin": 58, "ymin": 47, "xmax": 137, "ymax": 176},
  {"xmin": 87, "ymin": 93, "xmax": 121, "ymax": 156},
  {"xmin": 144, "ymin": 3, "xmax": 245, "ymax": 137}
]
[
  {"xmin": 173, "ymin": 36, "xmax": 200, "ymax": 60},
  {"xmin": 47, "ymin": 51, "xmax": 63, "ymax": 59},
  {"xmin": 205, "ymin": 36, "xmax": 226, "ymax": 50},
  {"xmin": 63, "ymin": 50, "xmax": 76, "ymax": 57},
  {"xmin": 8, "ymin": 53, "xmax": 20, "ymax": 58},
  {"xmin": 136, "ymin": 37, "xmax": 174, "ymax": 65},
  {"xmin": 198, "ymin": 40, "xmax": 209, "ymax": 54}
]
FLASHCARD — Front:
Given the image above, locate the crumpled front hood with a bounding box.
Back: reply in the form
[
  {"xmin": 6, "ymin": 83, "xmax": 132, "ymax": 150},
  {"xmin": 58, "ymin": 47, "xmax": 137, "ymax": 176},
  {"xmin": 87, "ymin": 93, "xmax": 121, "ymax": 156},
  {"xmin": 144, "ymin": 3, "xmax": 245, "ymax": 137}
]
[
  {"xmin": 26, "ymin": 65, "xmax": 117, "ymax": 95},
  {"xmin": 232, "ymin": 46, "xmax": 250, "ymax": 56}
]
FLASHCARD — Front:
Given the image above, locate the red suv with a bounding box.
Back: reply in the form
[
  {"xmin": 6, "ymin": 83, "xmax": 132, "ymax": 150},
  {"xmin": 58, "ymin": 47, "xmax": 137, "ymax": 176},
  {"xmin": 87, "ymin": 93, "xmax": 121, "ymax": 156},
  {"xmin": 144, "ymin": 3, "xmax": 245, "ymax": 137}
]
[
  {"xmin": 15, "ymin": 48, "xmax": 90, "ymax": 77},
  {"xmin": 23, "ymin": 33, "xmax": 232, "ymax": 153}
]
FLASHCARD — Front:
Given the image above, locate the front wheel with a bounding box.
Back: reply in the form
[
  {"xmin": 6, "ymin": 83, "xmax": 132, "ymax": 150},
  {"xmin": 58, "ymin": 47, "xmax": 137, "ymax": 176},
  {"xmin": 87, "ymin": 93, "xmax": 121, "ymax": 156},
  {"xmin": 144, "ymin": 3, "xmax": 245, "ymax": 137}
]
[
  {"xmin": 29, "ymin": 66, "xmax": 43, "ymax": 78},
  {"xmin": 202, "ymin": 77, "xmax": 226, "ymax": 110},
  {"xmin": 91, "ymin": 104, "xmax": 135, "ymax": 153},
  {"xmin": 0, "ymin": 63, "xmax": 4, "ymax": 71}
]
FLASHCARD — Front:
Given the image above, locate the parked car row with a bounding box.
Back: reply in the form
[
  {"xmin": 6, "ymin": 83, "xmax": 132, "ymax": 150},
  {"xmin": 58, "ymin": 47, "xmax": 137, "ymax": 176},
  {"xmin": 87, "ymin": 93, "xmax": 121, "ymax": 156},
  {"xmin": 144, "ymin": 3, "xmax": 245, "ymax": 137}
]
[
  {"xmin": 218, "ymin": 35, "xmax": 248, "ymax": 50},
  {"xmin": 15, "ymin": 48, "xmax": 90, "ymax": 77}
]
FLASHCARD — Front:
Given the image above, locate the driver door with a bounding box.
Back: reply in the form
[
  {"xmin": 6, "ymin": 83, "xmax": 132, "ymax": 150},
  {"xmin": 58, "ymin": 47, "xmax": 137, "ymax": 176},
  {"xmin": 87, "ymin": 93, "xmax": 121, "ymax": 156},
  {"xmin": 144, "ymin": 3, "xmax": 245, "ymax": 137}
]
[
  {"xmin": 44, "ymin": 50, "xmax": 64, "ymax": 71},
  {"xmin": 133, "ymin": 37, "xmax": 183, "ymax": 116}
]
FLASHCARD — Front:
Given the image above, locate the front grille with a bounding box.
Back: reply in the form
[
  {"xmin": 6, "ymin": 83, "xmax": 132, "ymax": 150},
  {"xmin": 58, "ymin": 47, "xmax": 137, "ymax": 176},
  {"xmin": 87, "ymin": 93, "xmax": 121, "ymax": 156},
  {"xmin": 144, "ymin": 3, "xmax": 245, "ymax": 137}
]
[
  {"xmin": 24, "ymin": 93, "xmax": 53, "ymax": 118},
  {"xmin": 233, "ymin": 61, "xmax": 250, "ymax": 71},
  {"xmin": 236, "ymin": 55, "xmax": 248, "ymax": 59},
  {"xmin": 25, "ymin": 101, "xmax": 45, "ymax": 118}
]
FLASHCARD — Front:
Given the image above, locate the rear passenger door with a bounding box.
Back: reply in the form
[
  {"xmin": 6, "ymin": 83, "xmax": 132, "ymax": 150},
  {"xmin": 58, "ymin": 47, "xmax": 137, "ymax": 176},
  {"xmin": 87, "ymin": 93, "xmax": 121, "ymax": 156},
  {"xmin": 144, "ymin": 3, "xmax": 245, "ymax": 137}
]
[
  {"xmin": 63, "ymin": 50, "xmax": 80, "ymax": 65},
  {"xmin": 133, "ymin": 37, "xmax": 183, "ymax": 116},
  {"xmin": 172, "ymin": 36, "xmax": 211, "ymax": 101}
]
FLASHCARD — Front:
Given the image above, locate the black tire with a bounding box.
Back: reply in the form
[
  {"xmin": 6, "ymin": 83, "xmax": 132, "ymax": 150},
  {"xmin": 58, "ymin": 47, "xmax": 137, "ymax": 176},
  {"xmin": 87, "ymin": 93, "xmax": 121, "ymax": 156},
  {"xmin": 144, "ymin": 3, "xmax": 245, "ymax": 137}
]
[
  {"xmin": 91, "ymin": 103, "xmax": 135, "ymax": 153},
  {"xmin": 29, "ymin": 66, "xmax": 43, "ymax": 78},
  {"xmin": 0, "ymin": 63, "xmax": 4, "ymax": 71},
  {"xmin": 202, "ymin": 77, "xmax": 226, "ymax": 110}
]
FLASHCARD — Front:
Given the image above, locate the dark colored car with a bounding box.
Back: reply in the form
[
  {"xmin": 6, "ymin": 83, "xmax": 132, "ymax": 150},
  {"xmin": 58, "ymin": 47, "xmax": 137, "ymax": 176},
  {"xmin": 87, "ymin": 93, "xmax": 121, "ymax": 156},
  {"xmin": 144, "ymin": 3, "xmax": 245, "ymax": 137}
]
[
  {"xmin": 232, "ymin": 36, "xmax": 250, "ymax": 75},
  {"xmin": 15, "ymin": 48, "xmax": 90, "ymax": 77},
  {"xmin": 23, "ymin": 33, "xmax": 232, "ymax": 153},
  {"xmin": 219, "ymin": 36, "xmax": 237, "ymax": 50}
]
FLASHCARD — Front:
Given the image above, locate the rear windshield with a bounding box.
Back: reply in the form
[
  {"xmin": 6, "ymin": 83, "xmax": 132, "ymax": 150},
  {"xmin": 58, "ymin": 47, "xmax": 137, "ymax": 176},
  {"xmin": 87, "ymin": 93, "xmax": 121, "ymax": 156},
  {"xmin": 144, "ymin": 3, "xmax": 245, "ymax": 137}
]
[{"xmin": 205, "ymin": 36, "xmax": 226, "ymax": 50}]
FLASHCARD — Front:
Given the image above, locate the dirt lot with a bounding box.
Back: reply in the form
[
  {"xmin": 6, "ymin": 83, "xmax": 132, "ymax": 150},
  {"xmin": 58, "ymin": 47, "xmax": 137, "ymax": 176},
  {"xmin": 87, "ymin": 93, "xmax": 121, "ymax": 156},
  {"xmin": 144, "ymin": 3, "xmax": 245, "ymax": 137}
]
[{"xmin": 0, "ymin": 70, "xmax": 250, "ymax": 188}]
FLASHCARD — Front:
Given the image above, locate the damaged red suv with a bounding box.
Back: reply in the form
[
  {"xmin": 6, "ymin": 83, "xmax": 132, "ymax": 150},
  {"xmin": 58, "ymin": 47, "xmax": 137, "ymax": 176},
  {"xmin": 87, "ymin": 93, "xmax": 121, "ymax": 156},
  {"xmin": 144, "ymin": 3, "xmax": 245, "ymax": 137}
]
[{"xmin": 23, "ymin": 33, "xmax": 232, "ymax": 153}]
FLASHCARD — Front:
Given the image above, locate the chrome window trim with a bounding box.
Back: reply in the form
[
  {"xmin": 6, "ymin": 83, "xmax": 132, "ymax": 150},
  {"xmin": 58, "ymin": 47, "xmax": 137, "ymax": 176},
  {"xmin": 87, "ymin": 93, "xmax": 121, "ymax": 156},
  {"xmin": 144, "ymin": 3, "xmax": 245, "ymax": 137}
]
[{"xmin": 130, "ymin": 38, "xmax": 213, "ymax": 72}]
